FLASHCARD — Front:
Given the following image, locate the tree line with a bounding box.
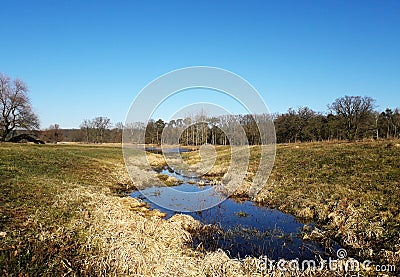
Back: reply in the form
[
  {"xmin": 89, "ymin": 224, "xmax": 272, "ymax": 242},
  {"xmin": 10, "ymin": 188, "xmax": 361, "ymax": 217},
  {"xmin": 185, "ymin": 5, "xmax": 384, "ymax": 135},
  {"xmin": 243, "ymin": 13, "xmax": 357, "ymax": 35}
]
[
  {"xmin": 124, "ymin": 96, "xmax": 400, "ymax": 145},
  {"xmin": 124, "ymin": 113, "xmax": 274, "ymax": 145},
  {"xmin": 1, "ymin": 73, "xmax": 399, "ymax": 144},
  {"xmin": 275, "ymin": 96, "xmax": 400, "ymax": 143},
  {"xmin": 38, "ymin": 118, "xmax": 124, "ymax": 143}
]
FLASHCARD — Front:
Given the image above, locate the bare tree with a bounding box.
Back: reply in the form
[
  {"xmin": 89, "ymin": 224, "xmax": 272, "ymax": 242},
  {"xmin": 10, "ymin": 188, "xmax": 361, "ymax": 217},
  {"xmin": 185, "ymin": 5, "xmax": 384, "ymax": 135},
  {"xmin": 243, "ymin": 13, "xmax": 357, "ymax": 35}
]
[
  {"xmin": 92, "ymin": 116, "xmax": 111, "ymax": 143},
  {"xmin": 328, "ymin": 95, "xmax": 375, "ymax": 140},
  {"xmin": 113, "ymin": 122, "xmax": 124, "ymax": 143},
  {"xmin": 0, "ymin": 73, "xmax": 39, "ymax": 141},
  {"xmin": 125, "ymin": 122, "xmax": 145, "ymax": 143},
  {"xmin": 80, "ymin": 119, "xmax": 92, "ymax": 143},
  {"xmin": 80, "ymin": 117, "xmax": 111, "ymax": 143}
]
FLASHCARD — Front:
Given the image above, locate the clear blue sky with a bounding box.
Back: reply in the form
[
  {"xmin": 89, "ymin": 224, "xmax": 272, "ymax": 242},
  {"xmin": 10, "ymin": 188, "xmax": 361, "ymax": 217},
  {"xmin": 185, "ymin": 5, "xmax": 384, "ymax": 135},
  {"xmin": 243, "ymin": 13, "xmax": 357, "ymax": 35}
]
[{"xmin": 1, "ymin": 0, "xmax": 399, "ymax": 128}]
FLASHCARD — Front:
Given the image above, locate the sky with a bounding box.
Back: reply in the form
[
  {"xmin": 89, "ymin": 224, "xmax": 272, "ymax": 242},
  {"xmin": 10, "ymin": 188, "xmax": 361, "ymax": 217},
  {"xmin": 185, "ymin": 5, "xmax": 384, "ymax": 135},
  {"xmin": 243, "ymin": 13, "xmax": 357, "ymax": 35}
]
[{"xmin": 1, "ymin": 0, "xmax": 399, "ymax": 128}]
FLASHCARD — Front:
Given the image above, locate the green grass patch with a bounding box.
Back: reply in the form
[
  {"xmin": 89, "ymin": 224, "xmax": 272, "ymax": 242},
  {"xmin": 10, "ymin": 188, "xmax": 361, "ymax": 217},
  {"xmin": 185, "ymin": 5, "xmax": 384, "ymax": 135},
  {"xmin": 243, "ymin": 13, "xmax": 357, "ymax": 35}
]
[{"xmin": 0, "ymin": 143, "xmax": 129, "ymax": 275}]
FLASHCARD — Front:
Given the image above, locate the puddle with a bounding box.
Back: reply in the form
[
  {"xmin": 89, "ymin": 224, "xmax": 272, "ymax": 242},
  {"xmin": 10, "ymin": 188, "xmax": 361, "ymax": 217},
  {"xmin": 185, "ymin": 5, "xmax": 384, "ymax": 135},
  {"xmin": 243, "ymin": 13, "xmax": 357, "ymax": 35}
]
[
  {"xmin": 145, "ymin": 147, "xmax": 193, "ymax": 155},
  {"xmin": 131, "ymin": 165, "xmax": 340, "ymax": 260}
]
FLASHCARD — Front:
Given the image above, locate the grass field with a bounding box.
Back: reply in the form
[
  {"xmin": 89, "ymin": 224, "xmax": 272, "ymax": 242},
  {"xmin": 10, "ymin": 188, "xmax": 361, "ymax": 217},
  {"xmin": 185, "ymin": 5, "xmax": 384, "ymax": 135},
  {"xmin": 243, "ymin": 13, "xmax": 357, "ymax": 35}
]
[
  {"xmin": 1, "ymin": 141, "xmax": 399, "ymax": 276},
  {"xmin": 258, "ymin": 141, "xmax": 400, "ymax": 265},
  {"xmin": 0, "ymin": 144, "xmax": 286, "ymax": 276},
  {"xmin": 181, "ymin": 140, "xmax": 400, "ymax": 267}
]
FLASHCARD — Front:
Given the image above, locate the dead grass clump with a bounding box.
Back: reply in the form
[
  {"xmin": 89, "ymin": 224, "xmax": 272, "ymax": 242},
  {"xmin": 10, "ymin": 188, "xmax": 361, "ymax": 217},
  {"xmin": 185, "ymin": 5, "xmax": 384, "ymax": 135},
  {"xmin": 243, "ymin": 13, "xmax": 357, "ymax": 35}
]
[
  {"xmin": 297, "ymin": 206, "xmax": 315, "ymax": 220},
  {"xmin": 146, "ymin": 209, "xmax": 167, "ymax": 218},
  {"xmin": 169, "ymin": 214, "xmax": 202, "ymax": 232},
  {"xmin": 380, "ymin": 249, "xmax": 400, "ymax": 267},
  {"xmin": 60, "ymin": 186, "xmax": 201, "ymax": 276},
  {"xmin": 120, "ymin": 196, "xmax": 148, "ymax": 209},
  {"xmin": 326, "ymin": 199, "xmax": 364, "ymax": 248},
  {"xmin": 231, "ymin": 180, "xmax": 252, "ymax": 197},
  {"xmin": 140, "ymin": 172, "xmax": 181, "ymax": 187},
  {"xmin": 201, "ymin": 250, "xmax": 244, "ymax": 276},
  {"xmin": 125, "ymin": 164, "xmax": 160, "ymax": 189},
  {"xmin": 146, "ymin": 153, "xmax": 167, "ymax": 167}
]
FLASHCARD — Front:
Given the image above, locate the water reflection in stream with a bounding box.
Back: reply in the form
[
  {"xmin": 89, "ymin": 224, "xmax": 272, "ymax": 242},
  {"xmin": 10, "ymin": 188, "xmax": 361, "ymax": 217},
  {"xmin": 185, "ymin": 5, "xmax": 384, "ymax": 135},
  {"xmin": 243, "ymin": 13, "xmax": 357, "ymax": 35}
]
[{"xmin": 131, "ymin": 164, "xmax": 340, "ymax": 260}]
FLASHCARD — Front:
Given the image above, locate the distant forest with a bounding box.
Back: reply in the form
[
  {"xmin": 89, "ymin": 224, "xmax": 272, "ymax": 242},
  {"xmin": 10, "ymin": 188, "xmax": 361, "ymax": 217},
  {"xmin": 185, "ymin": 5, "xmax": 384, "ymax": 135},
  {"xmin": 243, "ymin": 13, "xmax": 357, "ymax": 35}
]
[{"xmin": 36, "ymin": 96, "xmax": 400, "ymax": 144}]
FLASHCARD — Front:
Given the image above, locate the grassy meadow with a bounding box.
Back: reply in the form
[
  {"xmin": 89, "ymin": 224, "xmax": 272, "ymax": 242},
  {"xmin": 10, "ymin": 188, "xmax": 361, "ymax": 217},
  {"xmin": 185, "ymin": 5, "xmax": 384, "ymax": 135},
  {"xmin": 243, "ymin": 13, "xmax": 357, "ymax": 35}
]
[
  {"xmin": 182, "ymin": 140, "xmax": 400, "ymax": 267},
  {"xmin": 1, "ymin": 141, "xmax": 399, "ymax": 276}
]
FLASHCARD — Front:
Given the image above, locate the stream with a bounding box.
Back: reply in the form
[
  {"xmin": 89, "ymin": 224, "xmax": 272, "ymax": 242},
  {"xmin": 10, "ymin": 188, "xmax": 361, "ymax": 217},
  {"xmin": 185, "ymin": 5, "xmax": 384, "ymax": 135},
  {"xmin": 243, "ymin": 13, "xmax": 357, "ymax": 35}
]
[{"xmin": 131, "ymin": 149, "xmax": 340, "ymax": 260}]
